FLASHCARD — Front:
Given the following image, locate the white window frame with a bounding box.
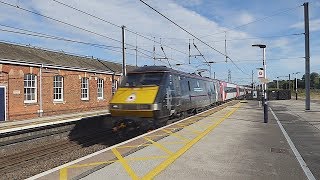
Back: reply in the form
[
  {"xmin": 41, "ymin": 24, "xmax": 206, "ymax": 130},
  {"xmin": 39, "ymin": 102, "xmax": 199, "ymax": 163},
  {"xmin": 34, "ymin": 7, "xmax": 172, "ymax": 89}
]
[
  {"xmin": 81, "ymin": 77, "xmax": 89, "ymax": 100},
  {"xmin": 97, "ymin": 78, "xmax": 104, "ymax": 100},
  {"xmin": 53, "ymin": 75, "xmax": 64, "ymax": 102},
  {"xmin": 24, "ymin": 74, "xmax": 37, "ymax": 103}
]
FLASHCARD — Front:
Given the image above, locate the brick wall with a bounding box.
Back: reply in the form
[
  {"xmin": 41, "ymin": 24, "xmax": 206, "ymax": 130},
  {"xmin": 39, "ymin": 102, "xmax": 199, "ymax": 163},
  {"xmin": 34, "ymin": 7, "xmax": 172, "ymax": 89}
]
[
  {"xmin": 0, "ymin": 64, "xmax": 8, "ymax": 121},
  {"xmin": 0, "ymin": 63, "xmax": 120, "ymax": 121}
]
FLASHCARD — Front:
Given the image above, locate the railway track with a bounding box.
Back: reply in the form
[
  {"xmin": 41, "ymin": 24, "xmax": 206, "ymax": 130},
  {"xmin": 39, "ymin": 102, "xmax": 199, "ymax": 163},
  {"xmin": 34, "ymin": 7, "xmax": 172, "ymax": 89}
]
[
  {"xmin": 0, "ymin": 128, "xmax": 119, "ymax": 180},
  {"xmin": 1, "ymin": 101, "xmax": 237, "ymax": 180}
]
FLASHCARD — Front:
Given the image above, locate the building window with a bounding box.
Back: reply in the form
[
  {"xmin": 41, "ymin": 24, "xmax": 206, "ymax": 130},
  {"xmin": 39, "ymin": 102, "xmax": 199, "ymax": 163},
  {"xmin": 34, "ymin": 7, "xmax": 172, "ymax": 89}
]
[
  {"xmin": 53, "ymin": 75, "xmax": 63, "ymax": 101},
  {"xmin": 81, "ymin": 77, "xmax": 89, "ymax": 100},
  {"xmin": 24, "ymin": 74, "xmax": 37, "ymax": 103},
  {"xmin": 97, "ymin": 78, "xmax": 104, "ymax": 100}
]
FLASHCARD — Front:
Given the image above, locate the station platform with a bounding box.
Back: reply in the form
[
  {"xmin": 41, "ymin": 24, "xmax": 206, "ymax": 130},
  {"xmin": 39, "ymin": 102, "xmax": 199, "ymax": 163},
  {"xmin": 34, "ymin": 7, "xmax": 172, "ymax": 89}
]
[
  {"xmin": 27, "ymin": 100, "xmax": 319, "ymax": 180},
  {"xmin": 0, "ymin": 109, "xmax": 109, "ymax": 134}
]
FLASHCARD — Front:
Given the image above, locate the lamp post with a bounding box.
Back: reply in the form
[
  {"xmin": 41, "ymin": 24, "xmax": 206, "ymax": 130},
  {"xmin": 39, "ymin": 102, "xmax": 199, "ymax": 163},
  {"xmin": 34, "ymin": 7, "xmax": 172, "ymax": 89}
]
[
  {"xmin": 252, "ymin": 44, "xmax": 268, "ymax": 123},
  {"xmin": 293, "ymin": 72, "xmax": 300, "ymax": 100}
]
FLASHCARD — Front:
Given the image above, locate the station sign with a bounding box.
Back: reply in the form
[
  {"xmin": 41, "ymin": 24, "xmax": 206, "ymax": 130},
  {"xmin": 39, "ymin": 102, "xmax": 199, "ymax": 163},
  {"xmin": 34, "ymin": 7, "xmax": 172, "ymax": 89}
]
[{"xmin": 257, "ymin": 69, "xmax": 264, "ymax": 78}]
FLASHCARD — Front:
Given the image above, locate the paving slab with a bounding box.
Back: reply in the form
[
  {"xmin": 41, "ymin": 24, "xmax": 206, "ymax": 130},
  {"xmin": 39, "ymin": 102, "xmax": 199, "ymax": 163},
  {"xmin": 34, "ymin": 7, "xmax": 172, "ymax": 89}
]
[
  {"xmin": 270, "ymin": 100, "xmax": 320, "ymax": 179},
  {"xmin": 156, "ymin": 101, "xmax": 307, "ymax": 180},
  {"xmin": 31, "ymin": 101, "xmax": 314, "ymax": 180}
]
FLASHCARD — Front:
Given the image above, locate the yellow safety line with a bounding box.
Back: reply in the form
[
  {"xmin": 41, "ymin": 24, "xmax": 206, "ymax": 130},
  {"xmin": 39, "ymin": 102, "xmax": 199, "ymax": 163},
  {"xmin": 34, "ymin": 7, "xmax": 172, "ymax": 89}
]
[
  {"xmin": 187, "ymin": 121, "xmax": 210, "ymax": 130},
  {"xmin": 178, "ymin": 122, "xmax": 193, "ymax": 126},
  {"xmin": 111, "ymin": 148, "xmax": 139, "ymax": 180},
  {"xmin": 144, "ymin": 137, "xmax": 173, "ymax": 155},
  {"xmin": 192, "ymin": 121, "xmax": 218, "ymax": 128},
  {"xmin": 161, "ymin": 129, "xmax": 190, "ymax": 142},
  {"xmin": 68, "ymin": 160, "xmax": 117, "ymax": 168},
  {"xmin": 141, "ymin": 103, "xmax": 241, "ymax": 180},
  {"xmin": 59, "ymin": 168, "xmax": 68, "ymax": 180},
  {"xmin": 116, "ymin": 143, "xmax": 151, "ymax": 149},
  {"xmin": 165, "ymin": 127, "xmax": 181, "ymax": 131},
  {"xmin": 175, "ymin": 124, "xmax": 202, "ymax": 134},
  {"xmin": 145, "ymin": 134, "xmax": 169, "ymax": 138},
  {"xmin": 126, "ymin": 155, "xmax": 169, "ymax": 161},
  {"xmin": 165, "ymin": 128, "xmax": 199, "ymax": 136}
]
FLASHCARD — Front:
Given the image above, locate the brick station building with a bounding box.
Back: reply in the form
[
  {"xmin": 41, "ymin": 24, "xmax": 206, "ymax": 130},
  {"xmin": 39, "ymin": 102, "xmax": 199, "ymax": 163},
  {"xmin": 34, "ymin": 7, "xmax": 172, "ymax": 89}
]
[{"xmin": 0, "ymin": 42, "xmax": 133, "ymax": 121}]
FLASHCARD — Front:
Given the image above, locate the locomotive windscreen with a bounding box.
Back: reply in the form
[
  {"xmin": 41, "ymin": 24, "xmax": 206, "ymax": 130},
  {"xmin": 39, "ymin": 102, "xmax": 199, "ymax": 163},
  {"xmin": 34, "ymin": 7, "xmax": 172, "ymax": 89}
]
[{"xmin": 120, "ymin": 72, "xmax": 164, "ymax": 87}]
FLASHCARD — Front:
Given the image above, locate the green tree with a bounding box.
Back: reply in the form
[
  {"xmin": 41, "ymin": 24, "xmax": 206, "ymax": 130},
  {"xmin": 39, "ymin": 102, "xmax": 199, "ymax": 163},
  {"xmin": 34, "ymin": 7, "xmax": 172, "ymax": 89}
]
[{"xmin": 301, "ymin": 72, "xmax": 319, "ymax": 89}]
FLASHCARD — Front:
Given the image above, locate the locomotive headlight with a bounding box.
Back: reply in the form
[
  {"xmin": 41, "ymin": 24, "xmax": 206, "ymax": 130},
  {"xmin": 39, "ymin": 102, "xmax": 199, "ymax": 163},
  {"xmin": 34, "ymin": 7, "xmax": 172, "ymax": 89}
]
[
  {"xmin": 151, "ymin": 103, "xmax": 161, "ymax": 110},
  {"xmin": 111, "ymin": 104, "xmax": 120, "ymax": 109}
]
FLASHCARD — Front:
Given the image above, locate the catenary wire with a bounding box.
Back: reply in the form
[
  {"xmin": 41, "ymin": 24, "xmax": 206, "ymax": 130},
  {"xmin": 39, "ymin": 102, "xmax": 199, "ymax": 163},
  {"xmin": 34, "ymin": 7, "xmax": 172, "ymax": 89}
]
[
  {"xmin": 0, "ymin": 1, "xmax": 136, "ymax": 48},
  {"xmin": 0, "ymin": 29, "xmax": 161, "ymax": 60},
  {"xmin": 0, "ymin": 1, "xmax": 185, "ymax": 65},
  {"xmin": 51, "ymin": 0, "xmax": 188, "ymax": 56},
  {"xmin": 139, "ymin": 0, "xmax": 249, "ymax": 76},
  {"xmin": 0, "ymin": 24, "xmax": 122, "ymax": 49},
  {"xmin": 199, "ymin": 4, "xmax": 303, "ymax": 38}
]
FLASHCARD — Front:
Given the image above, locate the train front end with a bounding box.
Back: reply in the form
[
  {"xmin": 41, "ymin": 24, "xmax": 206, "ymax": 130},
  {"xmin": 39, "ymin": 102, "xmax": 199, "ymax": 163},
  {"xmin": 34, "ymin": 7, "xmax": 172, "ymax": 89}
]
[{"xmin": 110, "ymin": 68, "xmax": 167, "ymax": 131}]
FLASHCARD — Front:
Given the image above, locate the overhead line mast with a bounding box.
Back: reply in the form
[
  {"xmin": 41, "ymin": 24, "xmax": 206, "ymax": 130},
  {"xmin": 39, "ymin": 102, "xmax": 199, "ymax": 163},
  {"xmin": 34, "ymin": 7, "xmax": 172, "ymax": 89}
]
[
  {"xmin": 52, "ymin": 0, "xmax": 188, "ymax": 57},
  {"xmin": 139, "ymin": 0, "xmax": 248, "ymax": 75},
  {"xmin": 1, "ymin": 0, "xmax": 185, "ymax": 67}
]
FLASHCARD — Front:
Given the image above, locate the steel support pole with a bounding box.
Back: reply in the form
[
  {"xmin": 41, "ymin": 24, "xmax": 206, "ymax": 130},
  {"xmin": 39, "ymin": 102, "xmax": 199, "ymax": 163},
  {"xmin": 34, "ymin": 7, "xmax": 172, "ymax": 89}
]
[
  {"xmin": 122, "ymin": 26, "xmax": 126, "ymax": 77},
  {"xmin": 295, "ymin": 73, "xmax": 298, "ymax": 100},
  {"xmin": 263, "ymin": 47, "xmax": 268, "ymax": 123},
  {"xmin": 289, "ymin": 74, "xmax": 291, "ymax": 91},
  {"xmin": 209, "ymin": 64, "xmax": 212, "ymax": 78},
  {"xmin": 304, "ymin": 2, "xmax": 310, "ymax": 110}
]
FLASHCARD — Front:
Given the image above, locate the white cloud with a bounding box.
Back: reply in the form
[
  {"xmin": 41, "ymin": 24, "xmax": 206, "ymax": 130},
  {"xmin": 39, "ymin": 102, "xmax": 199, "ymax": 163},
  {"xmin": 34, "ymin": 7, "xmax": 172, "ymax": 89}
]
[
  {"xmin": 290, "ymin": 19, "xmax": 320, "ymax": 32},
  {"xmin": 237, "ymin": 12, "xmax": 255, "ymax": 25},
  {"xmin": 0, "ymin": 0, "xmax": 317, "ymax": 84},
  {"xmin": 271, "ymin": 38, "xmax": 290, "ymax": 48},
  {"xmin": 174, "ymin": 0, "xmax": 202, "ymax": 7}
]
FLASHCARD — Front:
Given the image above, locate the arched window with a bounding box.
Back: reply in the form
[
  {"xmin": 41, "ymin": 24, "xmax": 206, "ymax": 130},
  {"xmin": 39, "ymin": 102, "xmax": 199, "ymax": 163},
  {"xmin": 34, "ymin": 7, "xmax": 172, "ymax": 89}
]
[
  {"xmin": 24, "ymin": 74, "xmax": 37, "ymax": 103},
  {"xmin": 53, "ymin": 75, "xmax": 64, "ymax": 101}
]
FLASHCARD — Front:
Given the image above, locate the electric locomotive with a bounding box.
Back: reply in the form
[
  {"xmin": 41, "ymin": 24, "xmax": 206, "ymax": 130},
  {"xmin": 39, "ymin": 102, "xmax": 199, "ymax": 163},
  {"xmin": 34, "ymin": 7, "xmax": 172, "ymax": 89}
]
[{"xmin": 109, "ymin": 66, "xmax": 220, "ymax": 131}]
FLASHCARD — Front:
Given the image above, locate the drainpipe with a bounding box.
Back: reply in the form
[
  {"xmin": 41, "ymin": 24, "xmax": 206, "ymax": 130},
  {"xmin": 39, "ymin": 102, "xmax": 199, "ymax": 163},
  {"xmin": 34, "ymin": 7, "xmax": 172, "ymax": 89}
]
[{"xmin": 39, "ymin": 64, "xmax": 43, "ymax": 117}]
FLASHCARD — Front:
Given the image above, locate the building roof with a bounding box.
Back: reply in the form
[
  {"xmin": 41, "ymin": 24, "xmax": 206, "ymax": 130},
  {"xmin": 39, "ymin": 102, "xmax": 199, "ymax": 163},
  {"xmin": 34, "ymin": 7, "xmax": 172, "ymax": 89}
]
[{"xmin": 0, "ymin": 42, "xmax": 136, "ymax": 74}]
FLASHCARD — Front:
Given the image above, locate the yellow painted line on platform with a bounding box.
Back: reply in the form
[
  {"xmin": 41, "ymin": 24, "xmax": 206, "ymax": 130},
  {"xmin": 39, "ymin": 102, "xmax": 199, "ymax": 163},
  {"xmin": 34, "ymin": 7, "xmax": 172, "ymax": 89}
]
[
  {"xmin": 193, "ymin": 121, "xmax": 218, "ymax": 128},
  {"xmin": 175, "ymin": 124, "xmax": 202, "ymax": 134},
  {"xmin": 68, "ymin": 160, "xmax": 117, "ymax": 168},
  {"xmin": 162, "ymin": 129, "xmax": 190, "ymax": 141},
  {"xmin": 188, "ymin": 122, "xmax": 210, "ymax": 130},
  {"xmin": 165, "ymin": 127, "xmax": 181, "ymax": 131},
  {"xmin": 59, "ymin": 168, "xmax": 68, "ymax": 180},
  {"xmin": 117, "ymin": 143, "xmax": 151, "ymax": 149},
  {"xmin": 141, "ymin": 103, "xmax": 241, "ymax": 180},
  {"xmin": 126, "ymin": 155, "xmax": 169, "ymax": 161},
  {"xmin": 111, "ymin": 148, "xmax": 139, "ymax": 180},
  {"xmin": 145, "ymin": 134, "xmax": 169, "ymax": 138},
  {"xmin": 144, "ymin": 137, "xmax": 173, "ymax": 155},
  {"xmin": 178, "ymin": 122, "xmax": 194, "ymax": 125},
  {"xmin": 165, "ymin": 128, "xmax": 199, "ymax": 136}
]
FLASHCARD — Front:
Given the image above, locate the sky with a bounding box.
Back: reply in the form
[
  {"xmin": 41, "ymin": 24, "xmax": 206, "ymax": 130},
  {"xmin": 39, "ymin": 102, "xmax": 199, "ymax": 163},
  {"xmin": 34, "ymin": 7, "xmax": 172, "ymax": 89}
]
[{"xmin": 0, "ymin": 0, "xmax": 319, "ymax": 85}]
